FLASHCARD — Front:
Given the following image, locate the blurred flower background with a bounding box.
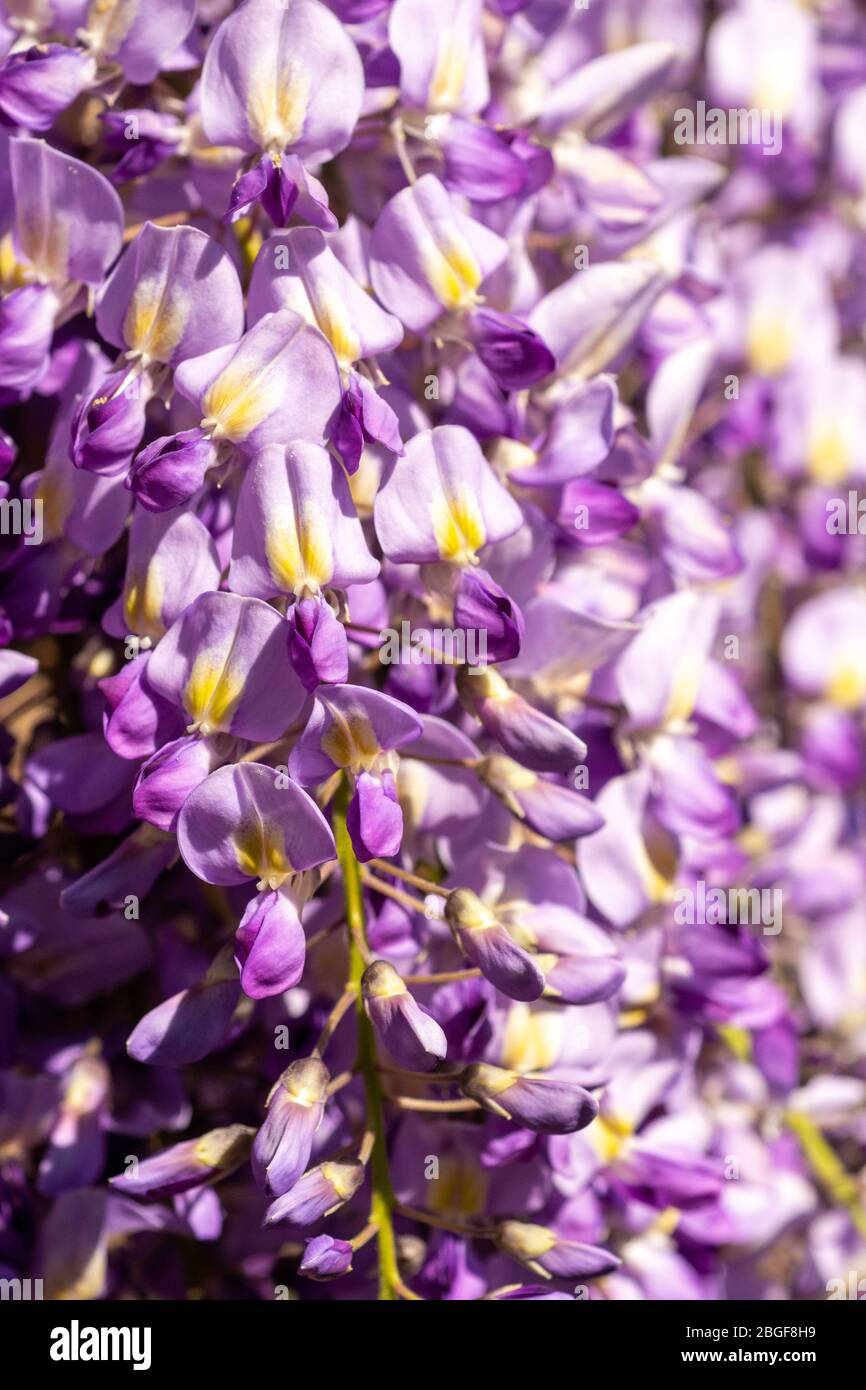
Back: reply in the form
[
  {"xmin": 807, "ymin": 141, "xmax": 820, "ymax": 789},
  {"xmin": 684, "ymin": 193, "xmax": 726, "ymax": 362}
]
[{"xmin": 0, "ymin": 0, "xmax": 865, "ymax": 1302}]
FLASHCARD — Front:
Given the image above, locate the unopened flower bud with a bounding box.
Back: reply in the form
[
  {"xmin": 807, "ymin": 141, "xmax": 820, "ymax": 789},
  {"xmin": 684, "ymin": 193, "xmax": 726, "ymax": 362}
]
[
  {"xmin": 252, "ymin": 1057, "xmax": 330, "ymax": 1198},
  {"xmin": 445, "ymin": 888, "xmax": 545, "ymax": 1001},
  {"xmin": 264, "ymin": 1157, "xmax": 365, "ymax": 1227},
  {"xmin": 495, "ymin": 1219, "xmax": 620, "ymax": 1279},
  {"xmin": 109, "ymin": 1124, "xmax": 255, "ymax": 1197},
  {"xmin": 299, "ymin": 1233, "xmax": 354, "ymax": 1280},
  {"xmin": 362, "ymin": 959, "xmax": 447, "ymax": 1071},
  {"xmin": 460, "ymin": 1062, "xmax": 598, "ymax": 1134}
]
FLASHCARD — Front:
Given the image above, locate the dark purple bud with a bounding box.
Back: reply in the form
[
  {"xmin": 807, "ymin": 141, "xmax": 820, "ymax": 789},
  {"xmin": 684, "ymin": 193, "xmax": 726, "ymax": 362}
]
[
  {"xmin": 102, "ymin": 110, "xmax": 184, "ymax": 184},
  {"xmin": 252, "ymin": 1058, "xmax": 330, "ymax": 1198},
  {"xmin": 127, "ymin": 428, "xmax": 217, "ymax": 512},
  {"xmin": 453, "ymin": 566, "xmax": 523, "ymax": 663},
  {"xmin": 439, "ymin": 116, "xmax": 528, "ymax": 203},
  {"xmin": 0, "ymin": 44, "xmax": 93, "ymax": 132},
  {"xmin": 299, "ymin": 1234, "xmax": 353, "ymax": 1280},
  {"xmin": 224, "ymin": 156, "xmax": 275, "ymax": 224},
  {"xmin": 470, "ymin": 309, "xmax": 555, "ymax": 391},
  {"xmin": 560, "ymin": 478, "xmax": 640, "ymax": 547},
  {"xmin": 332, "ymin": 372, "xmax": 403, "ymax": 475},
  {"xmin": 362, "ymin": 959, "xmax": 448, "ymax": 1071},
  {"xmin": 502, "ymin": 130, "xmax": 554, "ymax": 194},
  {"xmin": 287, "ymin": 596, "xmax": 348, "ymax": 691},
  {"xmin": 264, "ymin": 1158, "xmax": 365, "ymax": 1227},
  {"xmin": 461, "ymin": 1063, "xmax": 599, "ymax": 1134},
  {"xmin": 445, "ymin": 889, "xmax": 545, "ymax": 1001},
  {"xmin": 71, "ymin": 370, "xmax": 148, "ymax": 475}
]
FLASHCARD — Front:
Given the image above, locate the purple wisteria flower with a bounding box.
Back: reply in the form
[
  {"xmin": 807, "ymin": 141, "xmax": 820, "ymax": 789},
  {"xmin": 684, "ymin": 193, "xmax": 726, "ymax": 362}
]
[{"xmin": 0, "ymin": 0, "xmax": 863, "ymax": 1313}]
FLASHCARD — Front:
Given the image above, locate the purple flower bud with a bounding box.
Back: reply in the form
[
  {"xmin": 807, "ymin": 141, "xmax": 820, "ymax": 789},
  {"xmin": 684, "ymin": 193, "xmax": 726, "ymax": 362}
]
[
  {"xmin": 70, "ymin": 370, "xmax": 149, "ymax": 475},
  {"xmin": 252, "ymin": 1058, "xmax": 330, "ymax": 1198},
  {"xmin": 287, "ymin": 596, "xmax": 348, "ymax": 691},
  {"xmin": 438, "ymin": 116, "xmax": 528, "ymax": 203},
  {"xmin": 495, "ymin": 1221, "xmax": 620, "ymax": 1279},
  {"xmin": 460, "ymin": 1063, "xmax": 599, "ymax": 1134},
  {"xmin": 469, "ymin": 309, "xmax": 555, "ymax": 391},
  {"xmin": 502, "ymin": 130, "xmax": 554, "ymax": 194},
  {"xmin": 299, "ymin": 1234, "xmax": 354, "ymax": 1280},
  {"xmin": 457, "ymin": 666, "xmax": 586, "ymax": 774},
  {"xmin": 133, "ymin": 733, "xmax": 234, "ymax": 834},
  {"xmin": 0, "ymin": 44, "xmax": 93, "ymax": 132},
  {"xmin": 264, "ymin": 1158, "xmax": 365, "ymax": 1227},
  {"xmin": 109, "ymin": 1125, "xmax": 255, "ymax": 1198},
  {"xmin": 445, "ymin": 888, "xmax": 545, "ymax": 1001},
  {"xmin": 479, "ymin": 755, "xmax": 604, "ymax": 840},
  {"xmin": 126, "ymin": 948, "xmax": 240, "ymax": 1067},
  {"xmin": 541, "ymin": 952, "xmax": 626, "ymax": 1005},
  {"xmin": 234, "ymin": 889, "xmax": 306, "ymax": 1000},
  {"xmin": 127, "ymin": 428, "xmax": 218, "ymax": 512},
  {"xmin": 453, "ymin": 566, "xmax": 524, "ymax": 663},
  {"xmin": 346, "ymin": 769, "xmax": 403, "ymax": 862},
  {"xmin": 362, "ymin": 959, "xmax": 448, "ymax": 1071},
  {"xmin": 102, "ymin": 108, "xmax": 184, "ymax": 184}
]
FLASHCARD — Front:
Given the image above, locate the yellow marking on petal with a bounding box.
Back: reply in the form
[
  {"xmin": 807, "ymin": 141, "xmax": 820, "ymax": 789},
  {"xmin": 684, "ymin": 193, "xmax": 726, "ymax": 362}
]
[
  {"xmin": 430, "ymin": 485, "xmax": 486, "ymax": 565},
  {"xmin": 717, "ymin": 1023, "xmax": 752, "ymax": 1062},
  {"xmin": 664, "ymin": 667, "xmax": 701, "ymax": 726},
  {"xmin": 501, "ymin": 1003, "xmax": 561, "ymax": 1073},
  {"xmin": 311, "ymin": 284, "xmax": 361, "ymax": 372},
  {"xmin": 321, "ymin": 704, "xmax": 381, "ymax": 773},
  {"xmin": 421, "ymin": 231, "xmax": 482, "ymax": 311},
  {"xmin": 123, "ymin": 563, "xmax": 165, "ymax": 642},
  {"xmin": 429, "ymin": 1155, "xmax": 488, "ymax": 1219},
  {"xmin": 265, "ymin": 504, "xmax": 333, "ymax": 595},
  {"xmin": 85, "ymin": 0, "xmax": 138, "ymax": 54},
  {"xmin": 807, "ymin": 425, "xmax": 850, "ymax": 484},
  {"xmin": 123, "ymin": 276, "xmax": 187, "ymax": 364},
  {"xmin": 428, "ymin": 32, "xmax": 469, "ymax": 112},
  {"xmin": 33, "ymin": 472, "xmax": 72, "ymax": 542},
  {"xmin": 827, "ymin": 656, "xmax": 866, "ymax": 710},
  {"xmin": 233, "ymin": 820, "xmax": 292, "ymax": 889},
  {"xmin": 247, "ymin": 56, "xmax": 311, "ymax": 152},
  {"xmin": 589, "ymin": 1115, "xmax": 631, "ymax": 1163},
  {"xmin": 201, "ymin": 362, "xmax": 284, "ymax": 444},
  {"xmin": 747, "ymin": 313, "xmax": 794, "ymax": 377},
  {"xmin": 0, "ymin": 232, "xmax": 37, "ymax": 291},
  {"xmin": 17, "ymin": 206, "xmax": 69, "ymax": 285},
  {"xmin": 184, "ymin": 654, "xmax": 245, "ymax": 734}
]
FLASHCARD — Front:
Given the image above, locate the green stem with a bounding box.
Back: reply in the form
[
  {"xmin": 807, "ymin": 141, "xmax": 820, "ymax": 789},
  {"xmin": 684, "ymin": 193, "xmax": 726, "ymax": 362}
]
[
  {"xmin": 784, "ymin": 1109, "xmax": 866, "ymax": 1240},
  {"xmin": 334, "ymin": 776, "xmax": 400, "ymax": 1301}
]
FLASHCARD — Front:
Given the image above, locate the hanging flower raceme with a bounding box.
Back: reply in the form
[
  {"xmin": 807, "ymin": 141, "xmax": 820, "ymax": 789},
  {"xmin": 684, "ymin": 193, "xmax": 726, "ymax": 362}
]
[{"xmin": 1, "ymin": 0, "xmax": 861, "ymax": 1310}]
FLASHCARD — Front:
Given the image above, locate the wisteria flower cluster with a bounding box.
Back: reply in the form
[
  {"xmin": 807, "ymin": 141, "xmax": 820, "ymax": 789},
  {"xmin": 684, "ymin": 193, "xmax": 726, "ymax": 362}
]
[{"xmin": 1, "ymin": 0, "xmax": 865, "ymax": 1304}]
